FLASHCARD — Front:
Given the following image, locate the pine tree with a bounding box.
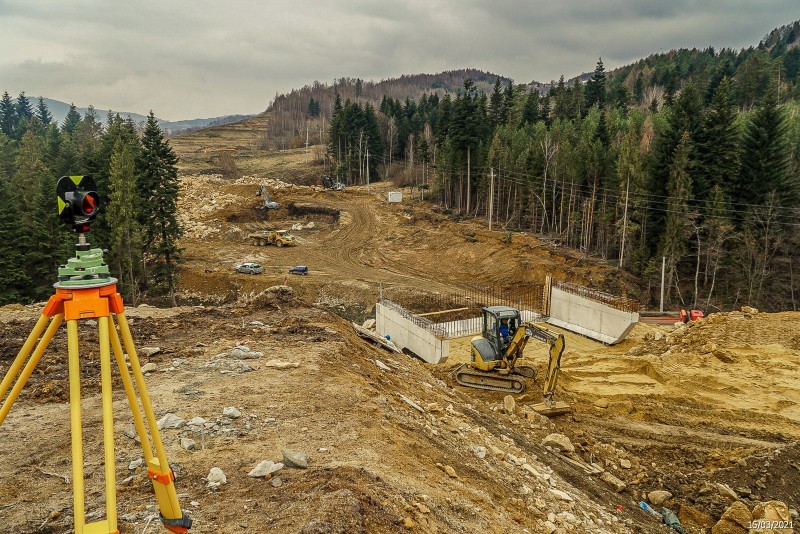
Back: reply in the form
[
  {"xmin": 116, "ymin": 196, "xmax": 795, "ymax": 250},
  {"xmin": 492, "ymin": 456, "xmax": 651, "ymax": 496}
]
[
  {"xmin": 697, "ymin": 77, "xmax": 740, "ymax": 199},
  {"xmin": 138, "ymin": 112, "xmax": 182, "ymax": 304},
  {"xmin": 0, "ymin": 177, "xmax": 31, "ymax": 303},
  {"xmin": 521, "ymin": 91, "xmax": 539, "ymax": 126},
  {"xmin": 634, "ymin": 72, "xmax": 645, "ymax": 104},
  {"xmin": 738, "ymin": 91, "xmax": 794, "ymax": 207},
  {"xmin": 36, "ymin": 97, "xmax": 53, "ymax": 126},
  {"xmin": 0, "ymin": 92, "xmax": 16, "ymax": 138},
  {"xmin": 0, "ymin": 133, "xmax": 16, "ymax": 180},
  {"xmin": 489, "ymin": 78, "xmax": 504, "ymax": 130},
  {"xmin": 108, "ymin": 138, "xmax": 143, "ymax": 303},
  {"xmin": 12, "ymin": 130, "xmax": 48, "ymax": 211},
  {"xmin": 585, "ymin": 58, "xmax": 607, "ymax": 111},
  {"xmin": 16, "ymin": 92, "xmax": 34, "ymax": 121},
  {"xmin": 660, "ymin": 131, "xmax": 695, "ymax": 304},
  {"xmin": 62, "ymin": 104, "xmax": 82, "ymax": 134}
]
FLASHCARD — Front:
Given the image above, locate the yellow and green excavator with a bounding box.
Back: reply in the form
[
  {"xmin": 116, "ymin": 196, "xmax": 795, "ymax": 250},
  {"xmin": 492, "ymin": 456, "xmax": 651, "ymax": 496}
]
[{"xmin": 454, "ymin": 306, "xmax": 571, "ymax": 416}]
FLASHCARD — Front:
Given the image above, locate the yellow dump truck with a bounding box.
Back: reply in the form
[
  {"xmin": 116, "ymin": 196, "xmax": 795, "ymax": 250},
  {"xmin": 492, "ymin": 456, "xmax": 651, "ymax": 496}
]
[{"xmin": 248, "ymin": 230, "xmax": 296, "ymax": 247}]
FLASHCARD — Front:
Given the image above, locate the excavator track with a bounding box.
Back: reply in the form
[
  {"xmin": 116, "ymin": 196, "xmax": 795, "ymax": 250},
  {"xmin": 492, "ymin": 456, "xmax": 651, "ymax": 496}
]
[{"xmin": 453, "ymin": 364, "xmax": 533, "ymax": 394}]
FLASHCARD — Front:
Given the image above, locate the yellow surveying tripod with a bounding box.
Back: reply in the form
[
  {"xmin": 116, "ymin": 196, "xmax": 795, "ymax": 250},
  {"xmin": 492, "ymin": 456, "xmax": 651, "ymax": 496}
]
[{"xmin": 0, "ymin": 175, "xmax": 191, "ymax": 533}]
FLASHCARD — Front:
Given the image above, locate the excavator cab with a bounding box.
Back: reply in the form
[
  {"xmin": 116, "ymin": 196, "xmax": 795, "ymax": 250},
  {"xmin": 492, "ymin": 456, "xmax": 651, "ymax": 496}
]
[{"xmin": 471, "ymin": 306, "xmax": 521, "ymax": 371}]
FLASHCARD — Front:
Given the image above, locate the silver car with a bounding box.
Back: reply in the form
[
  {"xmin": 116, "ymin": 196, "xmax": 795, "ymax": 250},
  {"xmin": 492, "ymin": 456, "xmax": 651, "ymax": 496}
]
[{"xmin": 234, "ymin": 262, "xmax": 263, "ymax": 274}]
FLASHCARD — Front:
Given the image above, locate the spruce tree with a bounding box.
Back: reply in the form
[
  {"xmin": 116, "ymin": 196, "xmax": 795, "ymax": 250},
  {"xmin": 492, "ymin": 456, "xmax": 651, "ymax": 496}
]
[
  {"xmin": 738, "ymin": 91, "xmax": 794, "ymax": 207},
  {"xmin": 16, "ymin": 92, "xmax": 34, "ymax": 121},
  {"xmin": 0, "ymin": 177, "xmax": 31, "ymax": 304},
  {"xmin": 584, "ymin": 58, "xmax": 607, "ymax": 111},
  {"xmin": 489, "ymin": 78, "xmax": 504, "ymax": 130},
  {"xmin": 660, "ymin": 131, "xmax": 694, "ymax": 304},
  {"xmin": 697, "ymin": 77, "xmax": 739, "ymax": 199},
  {"xmin": 521, "ymin": 91, "xmax": 539, "ymax": 126},
  {"xmin": 138, "ymin": 112, "xmax": 182, "ymax": 304},
  {"xmin": 108, "ymin": 138, "xmax": 143, "ymax": 303},
  {"xmin": 12, "ymin": 130, "xmax": 48, "ymax": 212},
  {"xmin": 36, "ymin": 97, "xmax": 53, "ymax": 126},
  {"xmin": 0, "ymin": 92, "xmax": 16, "ymax": 138},
  {"xmin": 62, "ymin": 104, "xmax": 82, "ymax": 134}
]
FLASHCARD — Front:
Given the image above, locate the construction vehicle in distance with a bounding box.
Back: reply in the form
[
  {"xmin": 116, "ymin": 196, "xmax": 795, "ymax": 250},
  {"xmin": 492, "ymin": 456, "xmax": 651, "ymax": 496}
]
[
  {"xmin": 321, "ymin": 175, "xmax": 345, "ymax": 191},
  {"xmin": 680, "ymin": 308, "xmax": 705, "ymax": 322},
  {"xmin": 248, "ymin": 229, "xmax": 296, "ymax": 247},
  {"xmin": 257, "ymin": 184, "xmax": 279, "ymax": 211},
  {"xmin": 454, "ymin": 306, "xmax": 571, "ymax": 416}
]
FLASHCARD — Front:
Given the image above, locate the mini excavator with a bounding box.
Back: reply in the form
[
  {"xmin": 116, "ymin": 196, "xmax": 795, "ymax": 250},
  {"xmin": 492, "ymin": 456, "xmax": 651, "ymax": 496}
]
[{"xmin": 454, "ymin": 306, "xmax": 571, "ymax": 416}]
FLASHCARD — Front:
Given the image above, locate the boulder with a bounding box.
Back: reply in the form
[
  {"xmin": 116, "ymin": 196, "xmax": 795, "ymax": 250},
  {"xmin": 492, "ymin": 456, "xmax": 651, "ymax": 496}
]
[
  {"xmin": 711, "ymin": 501, "xmax": 751, "ymax": 534},
  {"xmin": 600, "ymin": 472, "xmax": 626, "ymax": 493},
  {"xmin": 282, "ymin": 449, "xmax": 309, "ymax": 469},
  {"xmin": 648, "ymin": 490, "xmax": 673, "ymax": 506},
  {"xmin": 503, "ymin": 395, "xmax": 516, "ymax": 414},
  {"xmin": 752, "ymin": 500, "xmax": 791, "ymax": 525},
  {"xmin": 206, "ymin": 467, "xmax": 227, "ymax": 488},
  {"xmin": 247, "ymin": 460, "xmax": 284, "ymax": 478},
  {"xmin": 678, "ymin": 503, "xmax": 715, "ymax": 530},
  {"xmin": 542, "ymin": 433, "xmax": 575, "ymax": 453},
  {"xmin": 157, "ymin": 413, "xmax": 185, "ymax": 430}
]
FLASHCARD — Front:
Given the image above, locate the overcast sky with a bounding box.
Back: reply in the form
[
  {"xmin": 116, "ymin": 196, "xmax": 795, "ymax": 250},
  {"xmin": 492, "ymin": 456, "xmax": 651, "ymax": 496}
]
[{"xmin": 1, "ymin": 1, "xmax": 798, "ymax": 121}]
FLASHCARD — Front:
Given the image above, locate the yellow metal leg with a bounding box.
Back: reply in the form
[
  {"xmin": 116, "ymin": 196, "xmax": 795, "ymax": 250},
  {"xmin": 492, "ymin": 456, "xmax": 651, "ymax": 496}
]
[
  {"xmin": 0, "ymin": 314, "xmax": 50, "ymax": 401},
  {"xmin": 67, "ymin": 319, "xmax": 86, "ymax": 533},
  {"xmin": 108, "ymin": 316, "xmax": 154, "ymax": 460},
  {"xmin": 116, "ymin": 312, "xmax": 189, "ymax": 531},
  {"xmin": 0, "ymin": 314, "xmax": 64, "ymax": 426},
  {"xmin": 98, "ymin": 317, "xmax": 118, "ymax": 532}
]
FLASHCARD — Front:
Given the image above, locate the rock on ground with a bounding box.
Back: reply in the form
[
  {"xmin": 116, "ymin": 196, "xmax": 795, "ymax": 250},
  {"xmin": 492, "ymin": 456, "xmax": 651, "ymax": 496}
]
[
  {"xmin": 647, "ymin": 490, "xmax": 673, "ymax": 506},
  {"xmin": 207, "ymin": 467, "xmax": 227, "ymax": 488},
  {"xmin": 248, "ymin": 460, "xmax": 284, "ymax": 478},
  {"xmin": 542, "ymin": 433, "xmax": 575, "ymax": 453},
  {"xmin": 282, "ymin": 449, "xmax": 309, "ymax": 469}
]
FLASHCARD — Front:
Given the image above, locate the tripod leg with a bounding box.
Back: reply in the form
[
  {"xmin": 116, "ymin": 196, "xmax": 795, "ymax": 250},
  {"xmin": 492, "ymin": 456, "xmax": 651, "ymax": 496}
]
[
  {"xmin": 66, "ymin": 319, "xmax": 87, "ymax": 533},
  {"xmin": 98, "ymin": 316, "xmax": 118, "ymax": 532},
  {"xmin": 108, "ymin": 316, "xmax": 154, "ymax": 460},
  {"xmin": 115, "ymin": 312, "xmax": 191, "ymax": 532},
  {"xmin": 0, "ymin": 315, "xmax": 50, "ymax": 401},
  {"xmin": 0, "ymin": 314, "xmax": 64, "ymax": 426}
]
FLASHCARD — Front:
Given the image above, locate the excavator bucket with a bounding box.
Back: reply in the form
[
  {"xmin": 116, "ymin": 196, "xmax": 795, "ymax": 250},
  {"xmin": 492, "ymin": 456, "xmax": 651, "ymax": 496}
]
[{"xmin": 530, "ymin": 397, "xmax": 572, "ymax": 417}]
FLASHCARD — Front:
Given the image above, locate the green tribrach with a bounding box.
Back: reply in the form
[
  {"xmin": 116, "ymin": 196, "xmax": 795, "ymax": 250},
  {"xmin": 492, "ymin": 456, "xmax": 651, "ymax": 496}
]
[{"xmin": 56, "ymin": 245, "xmax": 114, "ymax": 287}]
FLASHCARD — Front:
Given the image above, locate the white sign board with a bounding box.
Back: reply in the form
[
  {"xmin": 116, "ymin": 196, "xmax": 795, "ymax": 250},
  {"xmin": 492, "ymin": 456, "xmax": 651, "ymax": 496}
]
[{"xmin": 388, "ymin": 191, "xmax": 403, "ymax": 203}]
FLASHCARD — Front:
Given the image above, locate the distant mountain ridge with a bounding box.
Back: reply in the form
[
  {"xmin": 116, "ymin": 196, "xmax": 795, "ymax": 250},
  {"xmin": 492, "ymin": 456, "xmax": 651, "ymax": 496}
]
[{"xmin": 33, "ymin": 97, "xmax": 253, "ymax": 135}]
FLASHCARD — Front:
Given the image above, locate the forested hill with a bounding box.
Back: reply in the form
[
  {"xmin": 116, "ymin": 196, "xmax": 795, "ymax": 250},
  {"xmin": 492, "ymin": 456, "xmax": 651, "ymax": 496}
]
[
  {"xmin": 317, "ymin": 19, "xmax": 800, "ymax": 312},
  {"xmin": 266, "ymin": 69, "xmax": 512, "ymax": 149},
  {"xmin": 598, "ymin": 20, "xmax": 800, "ymax": 109}
]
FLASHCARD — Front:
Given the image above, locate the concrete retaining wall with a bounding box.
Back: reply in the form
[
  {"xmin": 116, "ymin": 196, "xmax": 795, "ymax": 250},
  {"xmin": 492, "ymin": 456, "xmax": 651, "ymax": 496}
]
[
  {"xmin": 376, "ymin": 301, "xmax": 449, "ymax": 364},
  {"xmin": 546, "ymin": 287, "xmax": 639, "ymax": 344},
  {"xmin": 433, "ymin": 310, "xmax": 542, "ymax": 339}
]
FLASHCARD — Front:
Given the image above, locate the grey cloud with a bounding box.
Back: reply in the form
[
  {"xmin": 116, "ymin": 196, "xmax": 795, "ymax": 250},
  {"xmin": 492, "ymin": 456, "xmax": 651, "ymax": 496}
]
[{"xmin": 0, "ymin": 0, "xmax": 798, "ymax": 118}]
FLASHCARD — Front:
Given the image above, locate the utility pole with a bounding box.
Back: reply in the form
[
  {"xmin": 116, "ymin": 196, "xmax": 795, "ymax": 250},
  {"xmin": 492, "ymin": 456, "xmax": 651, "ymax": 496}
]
[
  {"xmin": 305, "ymin": 124, "xmax": 309, "ymax": 163},
  {"xmin": 489, "ymin": 167, "xmax": 495, "ymax": 230},
  {"xmin": 660, "ymin": 256, "xmax": 666, "ymax": 313},
  {"xmin": 619, "ymin": 175, "xmax": 630, "ymax": 268}
]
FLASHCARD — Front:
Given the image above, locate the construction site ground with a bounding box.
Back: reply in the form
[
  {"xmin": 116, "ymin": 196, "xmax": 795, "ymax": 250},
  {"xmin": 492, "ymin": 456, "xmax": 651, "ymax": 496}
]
[{"xmin": 0, "ymin": 115, "xmax": 797, "ymax": 533}]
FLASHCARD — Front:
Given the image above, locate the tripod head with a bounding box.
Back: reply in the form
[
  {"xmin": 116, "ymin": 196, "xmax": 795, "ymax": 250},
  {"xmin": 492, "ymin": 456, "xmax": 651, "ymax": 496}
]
[{"xmin": 55, "ymin": 175, "xmax": 114, "ymax": 287}]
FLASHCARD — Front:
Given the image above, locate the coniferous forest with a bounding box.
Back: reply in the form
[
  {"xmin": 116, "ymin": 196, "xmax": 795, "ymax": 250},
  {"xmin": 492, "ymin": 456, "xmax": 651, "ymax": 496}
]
[
  {"xmin": 0, "ymin": 95, "xmax": 182, "ymax": 306},
  {"xmin": 314, "ymin": 23, "xmax": 800, "ymax": 311}
]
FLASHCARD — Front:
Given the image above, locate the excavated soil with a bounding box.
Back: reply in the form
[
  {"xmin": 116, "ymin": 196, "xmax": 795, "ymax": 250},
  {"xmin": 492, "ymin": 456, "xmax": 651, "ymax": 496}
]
[{"xmin": 0, "ymin": 127, "xmax": 797, "ymax": 533}]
